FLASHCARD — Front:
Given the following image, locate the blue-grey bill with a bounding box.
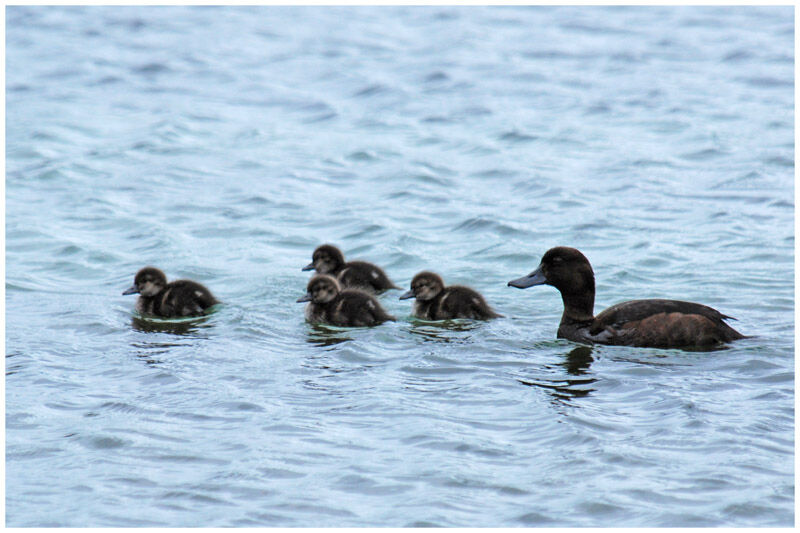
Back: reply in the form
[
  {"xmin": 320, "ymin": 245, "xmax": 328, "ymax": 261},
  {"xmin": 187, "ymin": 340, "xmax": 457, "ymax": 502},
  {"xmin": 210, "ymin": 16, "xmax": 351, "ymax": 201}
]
[
  {"xmin": 296, "ymin": 294, "xmax": 312, "ymax": 303},
  {"xmin": 301, "ymin": 263, "xmax": 315, "ymax": 271},
  {"xmin": 122, "ymin": 285, "xmax": 139, "ymax": 295},
  {"xmin": 507, "ymin": 266, "xmax": 546, "ymax": 289},
  {"xmin": 398, "ymin": 289, "xmax": 415, "ymax": 300}
]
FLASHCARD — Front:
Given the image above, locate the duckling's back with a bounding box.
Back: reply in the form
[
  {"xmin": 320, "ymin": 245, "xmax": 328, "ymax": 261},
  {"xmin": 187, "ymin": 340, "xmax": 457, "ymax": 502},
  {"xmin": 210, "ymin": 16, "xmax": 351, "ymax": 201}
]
[
  {"xmin": 330, "ymin": 289, "xmax": 395, "ymax": 327},
  {"xmin": 415, "ymin": 286, "xmax": 501, "ymax": 320},
  {"xmin": 439, "ymin": 286, "xmax": 502, "ymax": 320},
  {"xmin": 337, "ymin": 261, "xmax": 398, "ymax": 293},
  {"xmin": 155, "ymin": 280, "xmax": 218, "ymax": 318}
]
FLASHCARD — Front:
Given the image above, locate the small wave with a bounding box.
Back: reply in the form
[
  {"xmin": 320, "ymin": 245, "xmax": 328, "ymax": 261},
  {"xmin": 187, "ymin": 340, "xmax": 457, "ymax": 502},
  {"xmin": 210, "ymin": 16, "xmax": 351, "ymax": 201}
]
[
  {"xmin": 423, "ymin": 71, "xmax": 450, "ymax": 83},
  {"xmin": 584, "ymin": 102, "xmax": 612, "ymax": 115},
  {"xmin": 680, "ymin": 148, "xmax": 727, "ymax": 161},
  {"xmin": 762, "ymin": 155, "xmax": 793, "ymax": 167},
  {"xmin": 78, "ymin": 435, "xmax": 127, "ymax": 450},
  {"xmin": 452, "ymin": 216, "xmax": 527, "ymax": 236},
  {"xmin": 737, "ymin": 76, "xmax": 792, "ymax": 88},
  {"xmin": 722, "ymin": 49, "xmax": 754, "ymax": 62},
  {"xmin": 421, "ymin": 115, "xmax": 451, "ymax": 124},
  {"xmin": 498, "ymin": 130, "xmax": 539, "ymax": 143},
  {"xmin": 132, "ymin": 62, "xmax": 171, "ymax": 75},
  {"xmin": 346, "ymin": 150, "xmax": 378, "ymax": 162},
  {"xmin": 352, "ymin": 84, "xmax": 389, "ymax": 98}
]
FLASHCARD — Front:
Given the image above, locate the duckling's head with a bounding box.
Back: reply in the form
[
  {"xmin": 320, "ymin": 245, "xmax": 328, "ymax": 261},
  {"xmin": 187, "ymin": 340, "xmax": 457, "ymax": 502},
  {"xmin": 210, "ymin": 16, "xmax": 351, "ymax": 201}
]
[
  {"xmin": 297, "ymin": 274, "xmax": 341, "ymax": 304},
  {"xmin": 123, "ymin": 267, "xmax": 167, "ymax": 297},
  {"xmin": 508, "ymin": 246, "xmax": 594, "ymax": 294},
  {"xmin": 303, "ymin": 244, "xmax": 345, "ymax": 274},
  {"xmin": 399, "ymin": 271, "xmax": 445, "ymax": 301}
]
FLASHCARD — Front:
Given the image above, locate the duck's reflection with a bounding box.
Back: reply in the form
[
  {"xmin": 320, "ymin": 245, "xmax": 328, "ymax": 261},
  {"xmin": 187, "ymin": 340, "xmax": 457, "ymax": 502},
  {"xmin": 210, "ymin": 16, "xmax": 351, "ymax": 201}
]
[
  {"xmin": 518, "ymin": 345, "xmax": 597, "ymax": 400},
  {"xmin": 130, "ymin": 314, "xmax": 213, "ymax": 335},
  {"xmin": 305, "ymin": 323, "xmax": 352, "ymax": 347},
  {"xmin": 562, "ymin": 345, "xmax": 594, "ymax": 375},
  {"xmin": 130, "ymin": 341, "xmax": 180, "ymax": 366},
  {"xmin": 407, "ymin": 318, "xmax": 482, "ymax": 344},
  {"xmin": 128, "ymin": 313, "xmax": 215, "ymax": 366}
]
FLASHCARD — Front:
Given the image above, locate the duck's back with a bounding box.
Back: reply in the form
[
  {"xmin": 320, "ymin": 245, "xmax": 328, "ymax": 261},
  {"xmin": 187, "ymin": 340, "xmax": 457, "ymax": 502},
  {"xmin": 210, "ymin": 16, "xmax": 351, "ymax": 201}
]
[
  {"xmin": 329, "ymin": 289, "xmax": 395, "ymax": 327},
  {"xmin": 422, "ymin": 286, "xmax": 501, "ymax": 320},
  {"xmin": 590, "ymin": 299, "xmax": 744, "ymax": 348},
  {"xmin": 337, "ymin": 261, "xmax": 397, "ymax": 293},
  {"xmin": 153, "ymin": 280, "xmax": 218, "ymax": 318}
]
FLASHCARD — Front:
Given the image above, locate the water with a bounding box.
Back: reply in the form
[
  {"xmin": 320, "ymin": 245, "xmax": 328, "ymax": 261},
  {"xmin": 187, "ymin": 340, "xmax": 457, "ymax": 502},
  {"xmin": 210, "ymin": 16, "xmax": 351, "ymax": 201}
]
[{"xmin": 5, "ymin": 5, "xmax": 793, "ymax": 527}]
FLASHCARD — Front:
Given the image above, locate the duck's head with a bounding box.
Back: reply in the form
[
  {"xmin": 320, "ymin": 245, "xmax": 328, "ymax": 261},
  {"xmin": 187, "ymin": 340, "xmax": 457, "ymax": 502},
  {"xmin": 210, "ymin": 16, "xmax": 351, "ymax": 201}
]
[
  {"xmin": 400, "ymin": 271, "xmax": 445, "ymax": 301},
  {"xmin": 297, "ymin": 274, "xmax": 341, "ymax": 304},
  {"xmin": 508, "ymin": 247, "xmax": 595, "ymax": 295},
  {"xmin": 303, "ymin": 244, "xmax": 345, "ymax": 274},
  {"xmin": 123, "ymin": 266, "xmax": 167, "ymax": 297}
]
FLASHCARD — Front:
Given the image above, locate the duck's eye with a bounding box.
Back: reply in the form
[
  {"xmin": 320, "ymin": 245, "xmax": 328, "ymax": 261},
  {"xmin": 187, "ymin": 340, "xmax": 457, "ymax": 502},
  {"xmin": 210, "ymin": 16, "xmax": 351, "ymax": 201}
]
[{"xmin": 552, "ymin": 256, "xmax": 563, "ymax": 264}]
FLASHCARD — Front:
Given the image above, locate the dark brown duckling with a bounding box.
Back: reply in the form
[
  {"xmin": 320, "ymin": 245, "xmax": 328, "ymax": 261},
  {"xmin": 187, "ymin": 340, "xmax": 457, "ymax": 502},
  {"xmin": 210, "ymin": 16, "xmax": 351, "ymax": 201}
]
[
  {"xmin": 122, "ymin": 266, "xmax": 218, "ymax": 318},
  {"xmin": 508, "ymin": 246, "xmax": 746, "ymax": 349},
  {"xmin": 400, "ymin": 271, "xmax": 502, "ymax": 320},
  {"xmin": 297, "ymin": 274, "xmax": 395, "ymax": 327},
  {"xmin": 302, "ymin": 244, "xmax": 400, "ymax": 294}
]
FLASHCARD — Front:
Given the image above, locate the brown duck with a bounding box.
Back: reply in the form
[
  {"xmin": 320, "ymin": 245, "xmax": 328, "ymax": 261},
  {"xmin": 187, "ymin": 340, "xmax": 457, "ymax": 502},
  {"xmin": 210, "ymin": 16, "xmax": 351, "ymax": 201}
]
[{"xmin": 508, "ymin": 247, "xmax": 745, "ymax": 349}]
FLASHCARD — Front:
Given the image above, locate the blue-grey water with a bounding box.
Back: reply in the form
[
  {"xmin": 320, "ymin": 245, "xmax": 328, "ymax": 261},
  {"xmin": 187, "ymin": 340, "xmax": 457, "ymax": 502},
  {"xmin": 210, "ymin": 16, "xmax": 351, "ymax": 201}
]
[{"xmin": 6, "ymin": 5, "xmax": 794, "ymax": 527}]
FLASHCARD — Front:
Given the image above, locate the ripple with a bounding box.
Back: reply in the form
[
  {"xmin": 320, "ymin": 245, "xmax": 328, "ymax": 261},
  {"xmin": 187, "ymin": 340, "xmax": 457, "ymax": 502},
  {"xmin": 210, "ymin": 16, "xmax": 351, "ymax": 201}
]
[
  {"xmin": 737, "ymin": 76, "xmax": 793, "ymax": 88},
  {"xmin": 452, "ymin": 216, "xmax": 527, "ymax": 236},
  {"xmin": 334, "ymin": 474, "xmax": 413, "ymax": 495},
  {"xmin": 680, "ymin": 147, "xmax": 727, "ymax": 161},
  {"xmin": 498, "ymin": 130, "xmax": 539, "ymax": 143}
]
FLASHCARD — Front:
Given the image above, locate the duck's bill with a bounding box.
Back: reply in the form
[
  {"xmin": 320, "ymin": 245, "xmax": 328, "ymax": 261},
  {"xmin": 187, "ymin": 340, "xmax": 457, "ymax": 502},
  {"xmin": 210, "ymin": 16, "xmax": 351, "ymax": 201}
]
[
  {"xmin": 122, "ymin": 285, "xmax": 139, "ymax": 295},
  {"xmin": 296, "ymin": 294, "xmax": 312, "ymax": 303},
  {"xmin": 508, "ymin": 266, "xmax": 546, "ymax": 289},
  {"xmin": 398, "ymin": 289, "xmax": 415, "ymax": 300},
  {"xmin": 301, "ymin": 263, "xmax": 315, "ymax": 271}
]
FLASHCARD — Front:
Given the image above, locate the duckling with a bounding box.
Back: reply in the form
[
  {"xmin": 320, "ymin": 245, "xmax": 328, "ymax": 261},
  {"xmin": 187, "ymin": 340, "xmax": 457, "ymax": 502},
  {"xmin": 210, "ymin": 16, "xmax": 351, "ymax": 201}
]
[
  {"xmin": 297, "ymin": 274, "xmax": 395, "ymax": 327},
  {"xmin": 122, "ymin": 266, "xmax": 218, "ymax": 318},
  {"xmin": 302, "ymin": 244, "xmax": 399, "ymax": 293},
  {"xmin": 508, "ymin": 246, "xmax": 746, "ymax": 349},
  {"xmin": 399, "ymin": 271, "xmax": 502, "ymax": 320}
]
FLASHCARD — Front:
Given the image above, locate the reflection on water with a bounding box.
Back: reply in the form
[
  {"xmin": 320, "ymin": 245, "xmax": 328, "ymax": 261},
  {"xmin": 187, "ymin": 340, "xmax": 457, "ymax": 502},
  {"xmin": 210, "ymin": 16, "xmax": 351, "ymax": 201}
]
[
  {"xmin": 518, "ymin": 375, "xmax": 597, "ymax": 401},
  {"xmin": 562, "ymin": 346, "xmax": 594, "ymax": 376},
  {"xmin": 129, "ymin": 341, "xmax": 188, "ymax": 366},
  {"xmin": 407, "ymin": 318, "xmax": 484, "ymax": 343},
  {"xmin": 130, "ymin": 314, "xmax": 214, "ymax": 335},
  {"xmin": 518, "ymin": 346, "xmax": 597, "ymax": 401},
  {"xmin": 305, "ymin": 323, "xmax": 353, "ymax": 347}
]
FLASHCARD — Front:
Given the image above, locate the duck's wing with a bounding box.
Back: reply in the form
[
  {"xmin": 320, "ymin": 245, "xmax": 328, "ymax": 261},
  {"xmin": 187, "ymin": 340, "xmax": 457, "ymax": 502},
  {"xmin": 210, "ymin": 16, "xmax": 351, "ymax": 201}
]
[
  {"xmin": 165, "ymin": 280, "xmax": 219, "ymax": 316},
  {"xmin": 590, "ymin": 299, "xmax": 743, "ymax": 347},
  {"xmin": 335, "ymin": 290, "xmax": 394, "ymax": 326},
  {"xmin": 448, "ymin": 286, "xmax": 503, "ymax": 319},
  {"xmin": 339, "ymin": 261, "xmax": 399, "ymax": 292},
  {"xmin": 593, "ymin": 299, "xmax": 733, "ymax": 331}
]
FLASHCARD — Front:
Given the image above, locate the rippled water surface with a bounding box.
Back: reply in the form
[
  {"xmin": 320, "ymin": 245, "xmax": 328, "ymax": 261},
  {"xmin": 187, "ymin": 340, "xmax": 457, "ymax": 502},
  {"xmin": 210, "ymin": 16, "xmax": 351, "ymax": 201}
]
[{"xmin": 6, "ymin": 6, "xmax": 794, "ymax": 527}]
